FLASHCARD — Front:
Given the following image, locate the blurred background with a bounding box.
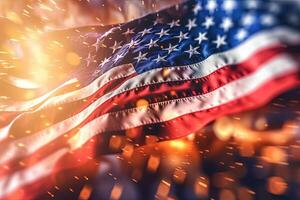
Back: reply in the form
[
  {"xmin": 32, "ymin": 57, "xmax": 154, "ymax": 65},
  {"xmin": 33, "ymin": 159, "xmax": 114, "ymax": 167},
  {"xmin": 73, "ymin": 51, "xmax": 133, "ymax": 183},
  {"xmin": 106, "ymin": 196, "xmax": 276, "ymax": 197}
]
[
  {"xmin": 0, "ymin": 0, "xmax": 182, "ymax": 28},
  {"xmin": 0, "ymin": 0, "xmax": 300, "ymax": 200}
]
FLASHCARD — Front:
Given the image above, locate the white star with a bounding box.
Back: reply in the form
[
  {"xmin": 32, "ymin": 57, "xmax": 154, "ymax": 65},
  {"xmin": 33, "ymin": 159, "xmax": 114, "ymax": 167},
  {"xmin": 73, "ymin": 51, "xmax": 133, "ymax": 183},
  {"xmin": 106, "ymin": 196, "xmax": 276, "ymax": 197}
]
[
  {"xmin": 110, "ymin": 41, "xmax": 122, "ymax": 53},
  {"xmin": 153, "ymin": 54, "xmax": 167, "ymax": 63},
  {"xmin": 85, "ymin": 53, "xmax": 95, "ymax": 66},
  {"xmin": 261, "ymin": 14, "xmax": 276, "ymax": 26},
  {"xmin": 206, "ymin": 0, "xmax": 217, "ymax": 13},
  {"xmin": 154, "ymin": 16, "xmax": 163, "ymax": 25},
  {"xmin": 92, "ymin": 38, "xmax": 102, "ymax": 52},
  {"xmin": 146, "ymin": 39, "xmax": 159, "ymax": 49},
  {"xmin": 127, "ymin": 39, "xmax": 141, "ymax": 48},
  {"xmin": 195, "ymin": 32, "xmax": 208, "ymax": 44},
  {"xmin": 168, "ymin": 19, "xmax": 180, "ymax": 28},
  {"xmin": 134, "ymin": 52, "xmax": 148, "ymax": 63},
  {"xmin": 175, "ymin": 31, "xmax": 189, "ymax": 42},
  {"xmin": 99, "ymin": 57, "xmax": 110, "ymax": 67},
  {"xmin": 184, "ymin": 45, "xmax": 200, "ymax": 58},
  {"xmin": 246, "ymin": 0, "xmax": 260, "ymax": 9},
  {"xmin": 193, "ymin": 3, "xmax": 202, "ymax": 15},
  {"xmin": 223, "ymin": 0, "xmax": 236, "ymax": 13},
  {"xmin": 186, "ymin": 18, "xmax": 197, "ymax": 31},
  {"xmin": 235, "ymin": 29, "xmax": 248, "ymax": 41},
  {"xmin": 213, "ymin": 35, "xmax": 227, "ymax": 48},
  {"xmin": 220, "ymin": 17, "xmax": 233, "ymax": 32},
  {"xmin": 156, "ymin": 28, "xmax": 170, "ymax": 38},
  {"xmin": 139, "ymin": 28, "xmax": 152, "ymax": 36},
  {"xmin": 114, "ymin": 54, "xmax": 124, "ymax": 62},
  {"xmin": 122, "ymin": 28, "xmax": 135, "ymax": 36},
  {"xmin": 242, "ymin": 14, "xmax": 255, "ymax": 26},
  {"xmin": 202, "ymin": 17, "xmax": 215, "ymax": 29},
  {"xmin": 163, "ymin": 43, "xmax": 179, "ymax": 54},
  {"xmin": 269, "ymin": 2, "xmax": 281, "ymax": 13}
]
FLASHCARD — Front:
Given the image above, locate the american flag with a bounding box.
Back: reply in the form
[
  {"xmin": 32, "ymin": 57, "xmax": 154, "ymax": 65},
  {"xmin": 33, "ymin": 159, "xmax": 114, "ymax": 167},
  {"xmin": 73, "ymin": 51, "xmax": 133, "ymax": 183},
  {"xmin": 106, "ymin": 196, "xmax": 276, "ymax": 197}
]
[{"xmin": 0, "ymin": 0, "xmax": 300, "ymax": 199}]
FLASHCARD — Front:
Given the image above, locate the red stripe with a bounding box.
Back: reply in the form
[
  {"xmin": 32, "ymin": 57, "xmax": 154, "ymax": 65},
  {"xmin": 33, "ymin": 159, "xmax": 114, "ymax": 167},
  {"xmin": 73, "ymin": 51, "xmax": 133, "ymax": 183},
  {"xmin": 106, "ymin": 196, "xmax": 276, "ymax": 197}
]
[
  {"xmin": 155, "ymin": 73, "xmax": 300, "ymax": 139},
  {"xmin": 71, "ymin": 48, "xmax": 300, "ymax": 123},
  {"xmin": 64, "ymin": 73, "xmax": 300, "ymax": 144},
  {"xmin": 0, "ymin": 73, "xmax": 137, "ymax": 142},
  {"xmin": 2, "ymin": 72, "xmax": 299, "ymax": 200},
  {"xmin": 0, "ymin": 47, "xmax": 299, "ymax": 178},
  {"xmin": 2, "ymin": 45, "xmax": 295, "ymax": 138}
]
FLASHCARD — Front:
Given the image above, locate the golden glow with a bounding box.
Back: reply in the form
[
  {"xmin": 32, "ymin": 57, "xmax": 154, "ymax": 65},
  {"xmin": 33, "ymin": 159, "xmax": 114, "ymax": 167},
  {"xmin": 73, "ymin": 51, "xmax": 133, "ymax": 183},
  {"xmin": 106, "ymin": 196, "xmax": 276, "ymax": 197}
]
[
  {"xmin": 233, "ymin": 120, "xmax": 297, "ymax": 144},
  {"xmin": 169, "ymin": 140, "xmax": 188, "ymax": 150},
  {"xmin": 145, "ymin": 135, "xmax": 158, "ymax": 144},
  {"xmin": 162, "ymin": 68, "xmax": 171, "ymax": 77},
  {"xmin": 110, "ymin": 183, "xmax": 123, "ymax": 200},
  {"xmin": 109, "ymin": 135, "xmax": 123, "ymax": 151},
  {"xmin": 24, "ymin": 91, "xmax": 36, "ymax": 100},
  {"xmin": 187, "ymin": 133, "xmax": 195, "ymax": 141},
  {"xmin": 68, "ymin": 131, "xmax": 83, "ymax": 150},
  {"xmin": 7, "ymin": 76, "xmax": 41, "ymax": 89},
  {"xmin": 126, "ymin": 128, "xmax": 141, "ymax": 139},
  {"xmin": 254, "ymin": 117, "xmax": 268, "ymax": 131},
  {"xmin": 147, "ymin": 155, "xmax": 160, "ymax": 172},
  {"xmin": 219, "ymin": 189, "xmax": 236, "ymax": 200},
  {"xmin": 23, "ymin": 30, "xmax": 53, "ymax": 85},
  {"xmin": 194, "ymin": 176, "xmax": 209, "ymax": 198},
  {"xmin": 239, "ymin": 143, "xmax": 255, "ymax": 157},
  {"xmin": 237, "ymin": 187, "xmax": 253, "ymax": 200},
  {"xmin": 261, "ymin": 146, "xmax": 287, "ymax": 164},
  {"xmin": 267, "ymin": 176, "xmax": 287, "ymax": 195},
  {"xmin": 5, "ymin": 11, "xmax": 23, "ymax": 24},
  {"xmin": 214, "ymin": 117, "xmax": 234, "ymax": 141},
  {"xmin": 79, "ymin": 185, "xmax": 92, "ymax": 200},
  {"xmin": 122, "ymin": 144, "xmax": 134, "ymax": 159},
  {"xmin": 66, "ymin": 52, "xmax": 81, "ymax": 66},
  {"xmin": 136, "ymin": 99, "xmax": 149, "ymax": 108}
]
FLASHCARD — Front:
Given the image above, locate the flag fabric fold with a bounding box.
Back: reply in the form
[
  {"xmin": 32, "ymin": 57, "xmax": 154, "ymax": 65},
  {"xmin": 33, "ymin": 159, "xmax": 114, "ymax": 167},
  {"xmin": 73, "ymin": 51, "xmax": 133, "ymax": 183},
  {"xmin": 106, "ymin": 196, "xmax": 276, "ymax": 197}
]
[{"xmin": 0, "ymin": 0, "xmax": 300, "ymax": 199}]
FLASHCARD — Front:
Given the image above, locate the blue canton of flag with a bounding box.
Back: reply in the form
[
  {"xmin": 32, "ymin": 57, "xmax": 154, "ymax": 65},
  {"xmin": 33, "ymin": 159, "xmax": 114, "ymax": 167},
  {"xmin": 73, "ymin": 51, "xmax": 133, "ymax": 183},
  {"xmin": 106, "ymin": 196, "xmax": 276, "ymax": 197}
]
[{"xmin": 83, "ymin": 0, "xmax": 300, "ymax": 76}]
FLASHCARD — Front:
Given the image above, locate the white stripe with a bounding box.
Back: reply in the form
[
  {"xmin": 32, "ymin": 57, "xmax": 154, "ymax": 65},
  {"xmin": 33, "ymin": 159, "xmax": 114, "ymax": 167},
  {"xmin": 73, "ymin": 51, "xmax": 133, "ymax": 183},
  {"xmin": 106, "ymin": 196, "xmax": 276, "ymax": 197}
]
[
  {"xmin": 0, "ymin": 148, "xmax": 67, "ymax": 198},
  {"xmin": 67, "ymin": 54, "xmax": 299, "ymax": 149},
  {"xmin": 0, "ymin": 64, "xmax": 135, "ymax": 141},
  {"xmin": 0, "ymin": 78, "xmax": 78, "ymax": 111},
  {"xmin": 6, "ymin": 76, "xmax": 41, "ymax": 89},
  {"xmin": 0, "ymin": 125, "xmax": 9, "ymax": 142},
  {"xmin": 2, "ymin": 27, "xmax": 300, "ymax": 112},
  {"xmin": 0, "ymin": 54, "xmax": 298, "ymax": 165},
  {"xmin": 1, "ymin": 64, "xmax": 135, "ymax": 112}
]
